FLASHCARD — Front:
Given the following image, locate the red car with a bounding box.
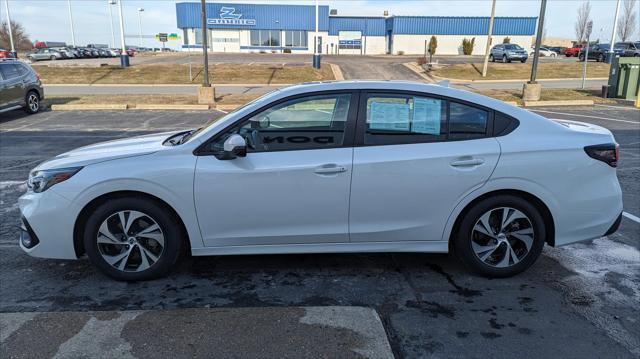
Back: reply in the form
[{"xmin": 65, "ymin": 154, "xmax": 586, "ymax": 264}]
[
  {"xmin": 564, "ymin": 44, "xmax": 586, "ymax": 57},
  {"xmin": 0, "ymin": 49, "xmax": 15, "ymax": 58}
]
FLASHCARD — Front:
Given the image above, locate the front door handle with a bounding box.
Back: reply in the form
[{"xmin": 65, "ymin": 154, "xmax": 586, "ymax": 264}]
[
  {"xmin": 450, "ymin": 159, "xmax": 485, "ymax": 167},
  {"xmin": 314, "ymin": 164, "xmax": 347, "ymax": 174}
]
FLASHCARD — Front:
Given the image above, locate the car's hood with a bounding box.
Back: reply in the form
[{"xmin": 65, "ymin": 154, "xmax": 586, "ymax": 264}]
[{"xmin": 34, "ymin": 131, "xmax": 180, "ymax": 171}]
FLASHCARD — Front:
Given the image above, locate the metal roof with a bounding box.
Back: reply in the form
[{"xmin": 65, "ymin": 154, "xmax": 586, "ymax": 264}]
[
  {"xmin": 176, "ymin": 2, "xmax": 329, "ymax": 31},
  {"xmin": 328, "ymin": 17, "xmax": 387, "ymax": 36},
  {"xmin": 389, "ymin": 16, "xmax": 537, "ymax": 35}
]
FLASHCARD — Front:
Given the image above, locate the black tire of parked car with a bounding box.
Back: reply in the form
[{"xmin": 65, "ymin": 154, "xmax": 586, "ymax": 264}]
[
  {"xmin": 489, "ymin": 54, "xmax": 495, "ymax": 62},
  {"xmin": 83, "ymin": 197, "xmax": 184, "ymax": 281},
  {"xmin": 520, "ymin": 59, "xmax": 527, "ymax": 63},
  {"xmin": 24, "ymin": 91, "xmax": 40, "ymax": 114},
  {"xmin": 453, "ymin": 195, "xmax": 546, "ymax": 278},
  {"xmin": 50, "ymin": 55, "xmax": 56, "ymax": 61},
  {"xmin": 598, "ymin": 53, "xmax": 605, "ymax": 62},
  {"xmin": 503, "ymin": 54, "xmax": 511, "ymax": 63},
  {"xmin": 578, "ymin": 54, "xmax": 585, "ymax": 62}
]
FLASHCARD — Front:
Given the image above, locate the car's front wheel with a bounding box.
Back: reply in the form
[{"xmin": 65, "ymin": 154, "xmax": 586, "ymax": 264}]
[
  {"xmin": 502, "ymin": 54, "xmax": 511, "ymax": 63},
  {"xmin": 453, "ymin": 195, "xmax": 545, "ymax": 278},
  {"xmin": 83, "ymin": 197, "xmax": 184, "ymax": 281}
]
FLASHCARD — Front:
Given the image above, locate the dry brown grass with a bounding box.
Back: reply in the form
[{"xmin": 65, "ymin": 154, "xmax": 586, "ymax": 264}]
[
  {"xmin": 47, "ymin": 93, "xmax": 262, "ymax": 107},
  {"xmin": 35, "ymin": 64, "xmax": 334, "ymax": 84},
  {"xmin": 475, "ymin": 88, "xmax": 616, "ymax": 105},
  {"xmin": 432, "ymin": 62, "xmax": 610, "ymax": 81}
]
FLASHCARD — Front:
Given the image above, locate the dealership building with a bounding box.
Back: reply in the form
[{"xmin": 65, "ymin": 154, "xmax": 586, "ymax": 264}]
[{"xmin": 176, "ymin": 2, "xmax": 537, "ymax": 55}]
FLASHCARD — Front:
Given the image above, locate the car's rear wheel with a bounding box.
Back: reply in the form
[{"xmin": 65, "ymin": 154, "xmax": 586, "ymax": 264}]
[
  {"xmin": 489, "ymin": 54, "xmax": 495, "ymax": 62},
  {"xmin": 453, "ymin": 195, "xmax": 545, "ymax": 278},
  {"xmin": 24, "ymin": 91, "xmax": 40, "ymax": 114},
  {"xmin": 83, "ymin": 197, "xmax": 183, "ymax": 281},
  {"xmin": 50, "ymin": 55, "xmax": 56, "ymax": 61},
  {"xmin": 578, "ymin": 54, "xmax": 585, "ymax": 61},
  {"xmin": 520, "ymin": 59, "xmax": 527, "ymax": 63}
]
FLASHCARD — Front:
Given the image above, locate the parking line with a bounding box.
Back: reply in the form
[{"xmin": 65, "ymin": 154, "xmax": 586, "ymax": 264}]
[
  {"xmin": 623, "ymin": 211, "xmax": 640, "ymax": 224},
  {"xmin": 594, "ymin": 104, "xmax": 640, "ymax": 111},
  {"xmin": 531, "ymin": 109, "xmax": 640, "ymax": 124}
]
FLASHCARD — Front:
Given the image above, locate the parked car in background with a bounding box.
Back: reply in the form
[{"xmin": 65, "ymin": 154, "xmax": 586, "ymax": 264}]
[
  {"xmin": 489, "ymin": 44, "xmax": 528, "ymax": 63},
  {"xmin": 27, "ymin": 48, "xmax": 66, "ymax": 62},
  {"xmin": 579, "ymin": 44, "xmax": 625, "ymax": 62},
  {"xmin": 614, "ymin": 42, "xmax": 640, "ymax": 57},
  {"xmin": 107, "ymin": 49, "xmax": 119, "ymax": 57},
  {"xmin": 52, "ymin": 47, "xmax": 77, "ymax": 59},
  {"xmin": 0, "ymin": 49, "xmax": 15, "ymax": 58},
  {"xmin": 545, "ymin": 46, "xmax": 566, "ymax": 55},
  {"xmin": 0, "ymin": 59, "xmax": 44, "ymax": 114},
  {"xmin": 18, "ymin": 81, "xmax": 622, "ymax": 281},
  {"xmin": 529, "ymin": 47, "xmax": 557, "ymax": 57},
  {"xmin": 564, "ymin": 44, "xmax": 585, "ymax": 57}
]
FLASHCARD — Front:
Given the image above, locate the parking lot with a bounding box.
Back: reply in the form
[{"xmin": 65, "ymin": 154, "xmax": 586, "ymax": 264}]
[{"xmin": 0, "ymin": 106, "xmax": 639, "ymax": 358}]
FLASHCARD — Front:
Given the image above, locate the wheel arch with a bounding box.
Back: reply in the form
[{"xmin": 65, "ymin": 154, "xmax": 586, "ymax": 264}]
[
  {"xmin": 447, "ymin": 189, "xmax": 556, "ymax": 249},
  {"xmin": 72, "ymin": 190, "xmax": 191, "ymax": 258}
]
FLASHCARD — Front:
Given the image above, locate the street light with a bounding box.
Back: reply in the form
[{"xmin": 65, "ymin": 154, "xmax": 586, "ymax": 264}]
[
  {"xmin": 607, "ymin": 0, "xmax": 622, "ymax": 63},
  {"xmin": 117, "ymin": 0, "xmax": 129, "ymax": 67},
  {"xmin": 67, "ymin": 0, "xmax": 76, "ymax": 47},
  {"xmin": 313, "ymin": 0, "xmax": 321, "ymax": 69},
  {"xmin": 108, "ymin": 0, "xmax": 116, "ymax": 48},
  {"xmin": 3, "ymin": 0, "xmax": 16, "ymax": 57},
  {"xmin": 137, "ymin": 8, "xmax": 144, "ymax": 48}
]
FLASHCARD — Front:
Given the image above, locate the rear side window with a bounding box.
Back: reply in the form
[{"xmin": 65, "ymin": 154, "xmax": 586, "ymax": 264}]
[
  {"xmin": 449, "ymin": 102, "xmax": 488, "ymax": 140},
  {"xmin": 15, "ymin": 64, "xmax": 29, "ymax": 76},
  {"xmin": 364, "ymin": 94, "xmax": 446, "ymax": 145},
  {"xmin": 0, "ymin": 64, "xmax": 20, "ymax": 80}
]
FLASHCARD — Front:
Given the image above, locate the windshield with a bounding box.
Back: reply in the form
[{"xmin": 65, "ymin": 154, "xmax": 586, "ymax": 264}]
[
  {"xmin": 504, "ymin": 44, "xmax": 523, "ymax": 50},
  {"xmin": 180, "ymin": 89, "xmax": 281, "ymax": 144}
]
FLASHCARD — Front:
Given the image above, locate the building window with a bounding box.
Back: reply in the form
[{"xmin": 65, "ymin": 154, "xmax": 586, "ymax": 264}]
[
  {"xmin": 183, "ymin": 29, "xmax": 189, "ymax": 45},
  {"xmin": 194, "ymin": 28, "xmax": 203, "ymax": 45},
  {"xmin": 250, "ymin": 30, "xmax": 281, "ymax": 47},
  {"xmin": 285, "ymin": 30, "xmax": 307, "ymax": 47}
]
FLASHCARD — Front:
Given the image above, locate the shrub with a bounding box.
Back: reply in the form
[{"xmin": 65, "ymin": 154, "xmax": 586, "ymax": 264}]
[
  {"xmin": 503, "ymin": 36, "xmax": 511, "ymax": 44},
  {"xmin": 417, "ymin": 56, "xmax": 428, "ymax": 65},
  {"xmin": 428, "ymin": 36, "xmax": 438, "ymax": 56},
  {"xmin": 397, "ymin": 50, "xmax": 405, "ymax": 55},
  {"xmin": 259, "ymin": 50, "xmax": 266, "ymax": 54},
  {"xmin": 462, "ymin": 37, "xmax": 475, "ymax": 55},
  {"xmin": 283, "ymin": 48, "xmax": 292, "ymax": 54}
]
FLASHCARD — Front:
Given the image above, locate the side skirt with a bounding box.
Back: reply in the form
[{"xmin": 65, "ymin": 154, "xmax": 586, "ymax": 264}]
[{"xmin": 191, "ymin": 240, "xmax": 450, "ymax": 256}]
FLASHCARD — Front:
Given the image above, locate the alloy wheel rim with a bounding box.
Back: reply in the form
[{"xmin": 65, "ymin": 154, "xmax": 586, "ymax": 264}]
[
  {"xmin": 96, "ymin": 210, "xmax": 165, "ymax": 273},
  {"xmin": 471, "ymin": 207, "xmax": 534, "ymax": 268},
  {"xmin": 28, "ymin": 95, "xmax": 39, "ymax": 112}
]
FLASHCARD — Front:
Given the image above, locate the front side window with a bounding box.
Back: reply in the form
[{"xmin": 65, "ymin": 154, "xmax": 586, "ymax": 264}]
[
  {"xmin": 211, "ymin": 94, "xmax": 352, "ymax": 153},
  {"xmin": 364, "ymin": 94, "xmax": 446, "ymax": 145},
  {"xmin": 449, "ymin": 102, "xmax": 488, "ymax": 139}
]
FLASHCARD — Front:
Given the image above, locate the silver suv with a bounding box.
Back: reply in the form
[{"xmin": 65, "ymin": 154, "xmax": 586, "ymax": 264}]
[
  {"xmin": 0, "ymin": 60, "xmax": 44, "ymax": 114},
  {"xmin": 489, "ymin": 44, "xmax": 528, "ymax": 63}
]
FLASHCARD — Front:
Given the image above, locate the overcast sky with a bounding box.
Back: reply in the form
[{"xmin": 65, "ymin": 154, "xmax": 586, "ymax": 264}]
[{"xmin": 1, "ymin": 0, "xmax": 635, "ymax": 49}]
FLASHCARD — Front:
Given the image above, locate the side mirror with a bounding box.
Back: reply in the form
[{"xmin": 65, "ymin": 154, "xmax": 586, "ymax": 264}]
[{"xmin": 217, "ymin": 134, "xmax": 247, "ymax": 160}]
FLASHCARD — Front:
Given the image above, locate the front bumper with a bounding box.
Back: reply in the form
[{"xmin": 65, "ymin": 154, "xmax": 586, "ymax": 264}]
[{"xmin": 19, "ymin": 189, "xmax": 79, "ymax": 259}]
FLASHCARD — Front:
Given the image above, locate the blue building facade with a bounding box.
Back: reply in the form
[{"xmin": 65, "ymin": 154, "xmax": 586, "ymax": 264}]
[{"xmin": 176, "ymin": 2, "xmax": 537, "ymax": 55}]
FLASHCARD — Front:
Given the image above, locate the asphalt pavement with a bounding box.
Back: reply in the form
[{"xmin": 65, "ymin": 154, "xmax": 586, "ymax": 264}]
[{"xmin": 0, "ymin": 106, "xmax": 638, "ymax": 358}]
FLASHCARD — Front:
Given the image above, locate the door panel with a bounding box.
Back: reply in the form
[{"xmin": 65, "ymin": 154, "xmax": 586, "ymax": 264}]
[
  {"xmin": 0, "ymin": 64, "xmax": 23, "ymax": 106},
  {"xmin": 350, "ymin": 139, "xmax": 500, "ymax": 242},
  {"xmin": 194, "ymin": 148, "xmax": 352, "ymax": 246}
]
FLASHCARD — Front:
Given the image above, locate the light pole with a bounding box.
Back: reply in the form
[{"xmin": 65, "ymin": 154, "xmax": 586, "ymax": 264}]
[
  {"xmin": 117, "ymin": 0, "xmax": 129, "ymax": 67},
  {"xmin": 313, "ymin": 0, "xmax": 321, "ymax": 69},
  {"xmin": 4, "ymin": 0, "xmax": 15, "ymax": 57},
  {"xmin": 67, "ymin": 0, "xmax": 76, "ymax": 47},
  {"xmin": 522, "ymin": 0, "xmax": 547, "ymax": 101},
  {"xmin": 481, "ymin": 0, "xmax": 497, "ymax": 78},
  {"xmin": 607, "ymin": 0, "xmax": 621, "ymax": 63},
  {"xmin": 137, "ymin": 8, "xmax": 144, "ymax": 48},
  {"xmin": 200, "ymin": 0, "xmax": 209, "ymax": 87},
  {"xmin": 108, "ymin": 0, "xmax": 116, "ymax": 48}
]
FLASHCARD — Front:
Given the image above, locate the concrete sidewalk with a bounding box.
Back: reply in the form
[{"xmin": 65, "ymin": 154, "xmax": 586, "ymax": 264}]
[{"xmin": 1, "ymin": 306, "xmax": 394, "ymax": 359}]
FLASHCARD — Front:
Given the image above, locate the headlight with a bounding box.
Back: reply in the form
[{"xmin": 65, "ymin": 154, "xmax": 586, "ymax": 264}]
[{"xmin": 27, "ymin": 167, "xmax": 82, "ymax": 193}]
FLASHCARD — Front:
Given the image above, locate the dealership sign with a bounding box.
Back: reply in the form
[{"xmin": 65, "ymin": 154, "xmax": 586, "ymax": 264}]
[{"xmin": 207, "ymin": 7, "xmax": 256, "ymax": 26}]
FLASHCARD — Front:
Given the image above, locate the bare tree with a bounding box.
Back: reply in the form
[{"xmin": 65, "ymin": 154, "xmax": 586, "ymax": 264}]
[
  {"xmin": 574, "ymin": 1, "xmax": 592, "ymax": 43},
  {"xmin": 0, "ymin": 21, "xmax": 33, "ymax": 51},
  {"xmin": 617, "ymin": 0, "xmax": 637, "ymax": 42}
]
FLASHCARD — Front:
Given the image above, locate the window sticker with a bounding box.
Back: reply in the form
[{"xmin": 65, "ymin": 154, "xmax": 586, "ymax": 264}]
[
  {"xmin": 369, "ymin": 102, "xmax": 410, "ymax": 131},
  {"xmin": 412, "ymin": 97, "xmax": 441, "ymax": 135}
]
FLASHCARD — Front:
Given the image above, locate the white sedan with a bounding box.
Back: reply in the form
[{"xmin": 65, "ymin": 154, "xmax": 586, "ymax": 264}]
[
  {"xmin": 530, "ymin": 47, "xmax": 558, "ymax": 57},
  {"xmin": 19, "ymin": 81, "xmax": 622, "ymax": 281}
]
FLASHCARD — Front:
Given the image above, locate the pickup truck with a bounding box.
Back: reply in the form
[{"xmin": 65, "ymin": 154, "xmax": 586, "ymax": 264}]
[{"xmin": 564, "ymin": 44, "xmax": 585, "ymax": 57}]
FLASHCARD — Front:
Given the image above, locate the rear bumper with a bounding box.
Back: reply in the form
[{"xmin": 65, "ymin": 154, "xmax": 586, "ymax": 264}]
[{"xmin": 604, "ymin": 212, "xmax": 622, "ymax": 236}]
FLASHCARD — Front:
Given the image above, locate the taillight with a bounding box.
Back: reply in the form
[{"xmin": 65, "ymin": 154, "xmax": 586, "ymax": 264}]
[{"xmin": 584, "ymin": 143, "xmax": 619, "ymax": 167}]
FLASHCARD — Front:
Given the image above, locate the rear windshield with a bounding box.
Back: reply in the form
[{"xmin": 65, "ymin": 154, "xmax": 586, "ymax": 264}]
[{"xmin": 504, "ymin": 44, "xmax": 523, "ymax": 50}]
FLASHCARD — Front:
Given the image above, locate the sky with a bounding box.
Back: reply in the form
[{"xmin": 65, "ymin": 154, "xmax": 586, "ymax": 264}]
[{"xmin": 1, "ymin": 0, "xmax": 636, "ymax": 49}]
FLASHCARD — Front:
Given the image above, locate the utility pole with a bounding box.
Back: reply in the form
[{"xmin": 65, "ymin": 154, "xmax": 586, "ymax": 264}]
[
  {"xmin": 108, "ymin": 0, "xmax": 116, "ymax": 48},
  {"xmin": 117, "ymin": 0, "xmax": 129, "ymax": 67},
  {"xmin": 137, "ymin": 8, "xmax": 144, "ymax": 48},
  {"xmin": 581, "ymin": 20, "xmax": 593, "ymax": 89},
  {"xmin": 313, "ymin": 0, "xmax": 321, "ymax": 69},
  {"xmin": 607, "ymin": 0, "xmax": 621, "ymax": 63},
  {"xmin": 4, "ymin": 0, "xmax": 15, "ymax": 57},
  {"xmin": 67, "ymin": 0, "xmax": 76, "ymax": 47},
  {"xmin": 522, "ymin": 0, "xmax": 547, "ymax": 101},
  {"xmin": 481, "ymin": 0, "xmax": 497, "ymax": 78},
  {"xmin": 200, "ymin": 0, "xmax": 209, "ymax": 86}
]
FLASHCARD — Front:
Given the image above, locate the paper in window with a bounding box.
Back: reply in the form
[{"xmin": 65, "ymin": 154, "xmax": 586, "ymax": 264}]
[
  {"xmin": 369, "ymin": 102, "xmax": 410, "ymax": 131},
  {"xmin": 412, "ymin": 97, "xmax": 441, "ymax": 135}
]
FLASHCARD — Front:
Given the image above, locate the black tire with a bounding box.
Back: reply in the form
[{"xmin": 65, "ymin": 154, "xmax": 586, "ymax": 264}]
[
  {"xmin": 50, "ymin": 55, "xmax": 56, "ymax": 61},
  {"xmin": 578, "ymin": 54, "xmax": 585, "ymax": 62},
  {"xmin": 83, "ymin": 197, "xmax": 184, "ymax": 281},
  {"xmin": 520, "ymin": 59, "xmax": 527, "ymax": 63},
  {"xmin": 453, "ymin": 195, "xmax": 546, "ymax": 278},
  {"xmin": 489, "ymin": 54, "xmax": 495, "ymax": 62},
  {"xmin": 597, "ymin": 53, "xmax": 605, "ymax": 62},
  {"xmin": 503, "ymin": 54, "xmax": 511, "ymax": 63},
  {"xmin": 24, "ymin": 91, "xmax": 40, "ymax": 114}
]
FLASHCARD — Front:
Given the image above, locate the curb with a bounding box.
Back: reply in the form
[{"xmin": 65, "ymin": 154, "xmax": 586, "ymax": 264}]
[
  {"xmin": 328, "ymin": 63, "xmax": 345, "ymax": 81},
  {"xmin": 51, "ymin": 104, "xmax": 128, "ymax": 110},
  {"xmin": 403, "ymin": 62, "xmax": 436, "ymax": 83},
  {"xmin": 428, "ymin": 73, "xmax": 608, "ymax": 84},
  {"xmin": 50, "ymin": 104, "xmax": 242, "ymax": 111},
  {"xmin": 43, "ymin": 83, "xmax": 290, "ymax": 87},
  {"xmin": 135, "ymin": 104, "xmax": 210, "ymax": 110},
  {"xmin": 523, "ymin": 100, "xmax": 594, "ymax": 107}
]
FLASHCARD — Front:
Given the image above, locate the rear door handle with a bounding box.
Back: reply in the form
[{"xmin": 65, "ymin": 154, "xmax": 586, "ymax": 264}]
[
  {"xmin": 314, "ymin": 165, "xmax": 347, "ymax": 174},
  {"xmin": 450, "ymin": 159, "xmax": 485, "ymax": 167}
]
